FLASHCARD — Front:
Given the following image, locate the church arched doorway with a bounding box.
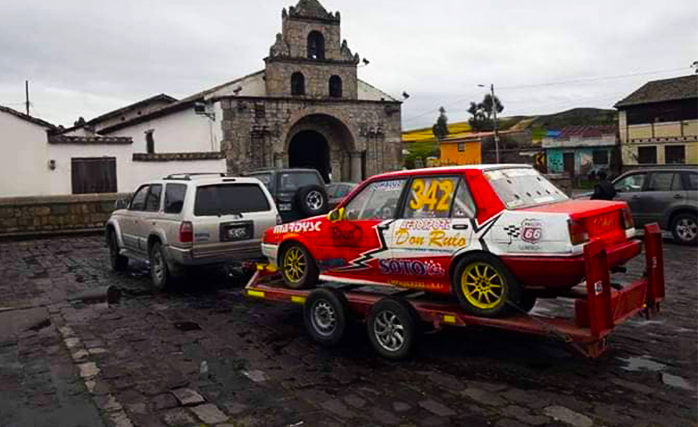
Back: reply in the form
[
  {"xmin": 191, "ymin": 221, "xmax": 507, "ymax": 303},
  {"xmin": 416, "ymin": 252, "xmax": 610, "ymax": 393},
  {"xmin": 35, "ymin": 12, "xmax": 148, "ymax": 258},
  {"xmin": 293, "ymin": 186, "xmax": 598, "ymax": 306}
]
[{"xmin": 288, "ymin": 130, "xmax": 331, "ymax": 182}]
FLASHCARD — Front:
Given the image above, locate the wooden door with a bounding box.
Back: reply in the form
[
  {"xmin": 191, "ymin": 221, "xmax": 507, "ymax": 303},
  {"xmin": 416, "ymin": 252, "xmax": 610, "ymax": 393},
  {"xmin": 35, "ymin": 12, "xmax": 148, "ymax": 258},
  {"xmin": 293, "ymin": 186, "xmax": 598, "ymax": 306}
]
[{"xmin": 563, "ymin": 153, "xmax": 575, "ymax": 177}]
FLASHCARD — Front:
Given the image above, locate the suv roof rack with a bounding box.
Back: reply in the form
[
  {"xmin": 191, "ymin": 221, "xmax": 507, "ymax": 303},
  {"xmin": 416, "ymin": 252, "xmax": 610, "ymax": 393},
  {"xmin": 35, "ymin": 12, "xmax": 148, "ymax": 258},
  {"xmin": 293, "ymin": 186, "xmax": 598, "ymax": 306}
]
[{"xmin": 163, "ymin": 173, "xmax": 229, "ymax": 181}]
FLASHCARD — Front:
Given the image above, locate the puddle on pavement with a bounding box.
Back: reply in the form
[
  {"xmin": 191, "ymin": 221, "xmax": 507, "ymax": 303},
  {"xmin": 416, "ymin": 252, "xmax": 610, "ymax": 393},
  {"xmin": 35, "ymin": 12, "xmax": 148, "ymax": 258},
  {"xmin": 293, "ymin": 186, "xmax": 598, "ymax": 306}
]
[
  {"xmin": 174, "ymin": 321, "xmax": 201, "ymax": 331},
  {"xmin": 662, "ymin": 373, "xmax": 696, "ymax": 391},
  {"xmin": 618, "ymin": 355, "xmax": 666, "ymax": 372},
  {"xmin": 625, "ymin": 319, "xmax": 665, "ymax": 327}
]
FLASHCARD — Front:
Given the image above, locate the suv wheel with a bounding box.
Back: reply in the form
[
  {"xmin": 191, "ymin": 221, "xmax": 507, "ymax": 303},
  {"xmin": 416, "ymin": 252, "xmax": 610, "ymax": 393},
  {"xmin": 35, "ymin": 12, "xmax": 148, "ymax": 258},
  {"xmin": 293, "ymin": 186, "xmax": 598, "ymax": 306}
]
[
  {"xmin": 296, "ymin": 185, "xmax": 329, "ymax": 217},
  {"xmin": 108, "ymin": 230, "xmax": 128, "ymax": 272},
  {"xmin": 149, "ymin": 241, "xmax": 171, "ymax": 290},
  {"xmin": 671, "ymin": 213, "xmax": 697, "ymax": 245}
]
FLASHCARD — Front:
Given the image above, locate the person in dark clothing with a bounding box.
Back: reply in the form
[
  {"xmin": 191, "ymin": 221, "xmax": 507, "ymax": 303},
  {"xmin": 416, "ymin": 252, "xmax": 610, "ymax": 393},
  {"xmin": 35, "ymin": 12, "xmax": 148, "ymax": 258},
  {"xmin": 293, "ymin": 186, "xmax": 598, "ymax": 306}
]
[{"xmin": 591, "ymin": 170, "xmax": 616, "ymax": 200}]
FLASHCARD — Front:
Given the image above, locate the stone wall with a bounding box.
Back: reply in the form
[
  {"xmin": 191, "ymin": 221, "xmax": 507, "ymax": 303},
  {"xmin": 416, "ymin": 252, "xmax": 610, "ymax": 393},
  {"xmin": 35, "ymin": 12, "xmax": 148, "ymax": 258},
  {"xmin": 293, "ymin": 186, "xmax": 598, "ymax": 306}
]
[
  {"xmin": 265, "ymin": 59, "xmax": 358, "ymax": 99},
  {"xmin": 0, "ymin": 193, "xmax": 128, "ymax": 237},
  {"xmin": 217, "ymin": 96, "xmax": 402, "ymax": 181},
  {"xmin": 282, "ymin": 15, "xmax": 341, "ymax": 60}
]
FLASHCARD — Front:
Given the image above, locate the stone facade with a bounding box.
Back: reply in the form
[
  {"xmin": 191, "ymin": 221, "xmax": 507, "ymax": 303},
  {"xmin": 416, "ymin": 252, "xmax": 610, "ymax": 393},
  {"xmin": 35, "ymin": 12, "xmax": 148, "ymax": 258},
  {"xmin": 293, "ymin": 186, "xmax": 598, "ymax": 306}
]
[
  {"xmin": 218, "ymin": 0, "xmax": 401, "ymax": 182},
  {"xmin": 217, "ymin": 97, "xmax": 401, "ymax": 181},
  {"xmin": 0, "ymin": 194, "xmax": 128, "ymax": 236}
]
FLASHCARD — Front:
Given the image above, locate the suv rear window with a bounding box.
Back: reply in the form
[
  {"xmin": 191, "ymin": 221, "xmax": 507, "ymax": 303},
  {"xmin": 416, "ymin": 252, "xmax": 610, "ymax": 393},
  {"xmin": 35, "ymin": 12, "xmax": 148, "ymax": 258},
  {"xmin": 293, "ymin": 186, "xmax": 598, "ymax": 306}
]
[
  {"xmin": 484, "ymin": 168, "xmax": 568, "ymax": 209},
  {"xmin": 194, "ymin": 184, "xmax": 270, "ymax": 216},
  {"xmin": 279, "ymin": 172, "xmax": 322, "ymax": 191}
]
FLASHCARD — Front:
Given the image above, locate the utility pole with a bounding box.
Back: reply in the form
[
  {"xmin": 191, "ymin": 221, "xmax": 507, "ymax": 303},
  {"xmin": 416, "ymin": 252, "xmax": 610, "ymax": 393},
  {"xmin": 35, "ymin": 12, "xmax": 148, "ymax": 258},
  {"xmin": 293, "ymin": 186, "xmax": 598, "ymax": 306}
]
[
  {"xmin": 25, "ymin": 80, "xmax": 30, "ymax": 116},
  {"xmin": 490, "ymin": 84, "xmax": 500, "ymax": 164},
  {"xmin": 478, "ymin": 83, "xmax": 501, "ymax": 163}
]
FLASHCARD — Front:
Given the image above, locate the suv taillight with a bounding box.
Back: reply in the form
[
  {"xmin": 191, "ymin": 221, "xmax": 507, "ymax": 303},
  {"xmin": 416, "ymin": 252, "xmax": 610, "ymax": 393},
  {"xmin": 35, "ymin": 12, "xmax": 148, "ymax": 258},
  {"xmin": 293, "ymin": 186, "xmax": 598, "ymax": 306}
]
[
  {"xmin": 621, "ymin": 208, "xmax": 634, "ymax": 230},
  {"xmin": 179, "ymin": 221, "xmax": 193, "ymax": 243},
  {"xmin": 568, "ymin": 218, "xmax": 589, "ymax": 245}
]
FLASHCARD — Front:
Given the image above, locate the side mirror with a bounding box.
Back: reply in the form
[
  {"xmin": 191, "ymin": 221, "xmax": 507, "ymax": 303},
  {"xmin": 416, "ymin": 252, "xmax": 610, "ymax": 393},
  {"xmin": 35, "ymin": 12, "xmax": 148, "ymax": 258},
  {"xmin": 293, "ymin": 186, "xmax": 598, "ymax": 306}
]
[
  {"xmin": 328, "ymin": 207, "xmax": 345, "ymax": 222},
  {"xmin": 114, "ymin": 198, "xmax": 130, "ymax": 210}
]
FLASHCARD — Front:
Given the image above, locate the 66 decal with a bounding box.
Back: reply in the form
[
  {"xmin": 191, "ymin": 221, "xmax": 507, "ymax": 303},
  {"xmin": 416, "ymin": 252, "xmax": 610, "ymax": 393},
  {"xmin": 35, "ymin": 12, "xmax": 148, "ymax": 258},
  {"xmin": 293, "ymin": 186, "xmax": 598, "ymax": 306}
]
[{"xmin": 520, "ymin": 219, "xmax": 543, "ymax": 243}]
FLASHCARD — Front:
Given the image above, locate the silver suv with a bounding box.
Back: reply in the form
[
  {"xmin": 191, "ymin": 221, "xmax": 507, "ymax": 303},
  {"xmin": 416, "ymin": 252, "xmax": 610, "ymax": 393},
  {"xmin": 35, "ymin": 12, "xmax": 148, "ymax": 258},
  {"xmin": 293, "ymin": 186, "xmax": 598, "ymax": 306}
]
[{"xmin": 106, "ymin": 173, "xmax": 279, "ymax": 289}]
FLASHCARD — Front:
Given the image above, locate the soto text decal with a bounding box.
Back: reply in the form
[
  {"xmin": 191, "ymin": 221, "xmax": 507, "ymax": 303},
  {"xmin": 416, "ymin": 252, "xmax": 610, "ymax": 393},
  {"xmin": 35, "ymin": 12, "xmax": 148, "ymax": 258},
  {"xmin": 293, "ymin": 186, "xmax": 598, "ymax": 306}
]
[{"xmin": 379, "ymin": 259, "xmax": 446, "ymax": 277}]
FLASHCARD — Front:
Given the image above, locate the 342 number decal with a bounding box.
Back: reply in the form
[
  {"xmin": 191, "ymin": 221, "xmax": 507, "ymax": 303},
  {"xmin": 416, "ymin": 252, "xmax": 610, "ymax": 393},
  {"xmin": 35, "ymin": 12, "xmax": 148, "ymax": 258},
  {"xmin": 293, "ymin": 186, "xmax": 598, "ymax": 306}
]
[{"xmin": 409, "ymin": 179, "xmax": 454, "ymax": 212}]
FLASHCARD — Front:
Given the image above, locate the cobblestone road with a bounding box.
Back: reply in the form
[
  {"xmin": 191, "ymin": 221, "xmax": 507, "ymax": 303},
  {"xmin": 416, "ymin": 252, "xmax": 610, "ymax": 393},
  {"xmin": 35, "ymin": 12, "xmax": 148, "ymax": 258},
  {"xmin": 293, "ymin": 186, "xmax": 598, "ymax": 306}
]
[{"xmin": 0, "ymin": 235, "xmax": 696, "ymax": 427}]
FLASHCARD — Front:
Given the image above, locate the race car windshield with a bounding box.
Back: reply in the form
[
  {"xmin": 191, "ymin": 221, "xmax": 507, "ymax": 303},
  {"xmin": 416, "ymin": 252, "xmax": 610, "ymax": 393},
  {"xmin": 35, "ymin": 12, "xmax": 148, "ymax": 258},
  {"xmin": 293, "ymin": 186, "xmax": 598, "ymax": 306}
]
[{"xmin": 484, "ymin": 168, "xmax": 568, "ymax": 209}]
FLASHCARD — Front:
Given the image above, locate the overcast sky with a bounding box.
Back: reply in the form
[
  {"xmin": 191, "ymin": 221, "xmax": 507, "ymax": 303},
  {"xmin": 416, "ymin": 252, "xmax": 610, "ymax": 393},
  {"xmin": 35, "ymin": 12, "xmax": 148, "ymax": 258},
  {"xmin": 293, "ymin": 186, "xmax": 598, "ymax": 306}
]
[{"xmin": 1, "ymin": 0, "xmax": 696, "ymax": 130}]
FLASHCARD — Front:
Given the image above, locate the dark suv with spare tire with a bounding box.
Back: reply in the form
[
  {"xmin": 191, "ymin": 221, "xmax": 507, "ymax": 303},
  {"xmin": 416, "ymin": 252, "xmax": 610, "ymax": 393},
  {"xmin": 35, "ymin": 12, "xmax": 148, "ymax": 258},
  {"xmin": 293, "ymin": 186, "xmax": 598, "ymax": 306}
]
[{"xmin": 246, "ymin": 168, "xmax": 329, "ymax": 222}]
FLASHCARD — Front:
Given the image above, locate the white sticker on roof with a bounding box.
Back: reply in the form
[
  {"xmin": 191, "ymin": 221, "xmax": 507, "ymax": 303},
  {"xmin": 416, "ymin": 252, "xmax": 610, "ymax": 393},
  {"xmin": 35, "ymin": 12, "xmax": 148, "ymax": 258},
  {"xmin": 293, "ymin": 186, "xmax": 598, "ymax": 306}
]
[
  {"xmin": 534, "ymin": 196, "xmax": 555, "ymax": 203},
  {"xmin": 503, "ymin": 168, "xmax": 537, "ymax": 177},
  {"xmin": 485, "ymin": 171, "xmax": 504, "ymax": 180}
]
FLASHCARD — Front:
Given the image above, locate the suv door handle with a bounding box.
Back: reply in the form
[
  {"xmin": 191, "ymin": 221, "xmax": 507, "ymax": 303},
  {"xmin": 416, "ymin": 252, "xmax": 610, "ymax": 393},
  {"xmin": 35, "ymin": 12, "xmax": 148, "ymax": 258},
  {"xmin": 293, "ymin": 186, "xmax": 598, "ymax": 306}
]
[
  {"xmin": 452, "ymin": 224, "xmax": 469, "ymax": 230},
  {"xmin": 673, "ymin": 194, "xmax": 684, "ymax": 199}
]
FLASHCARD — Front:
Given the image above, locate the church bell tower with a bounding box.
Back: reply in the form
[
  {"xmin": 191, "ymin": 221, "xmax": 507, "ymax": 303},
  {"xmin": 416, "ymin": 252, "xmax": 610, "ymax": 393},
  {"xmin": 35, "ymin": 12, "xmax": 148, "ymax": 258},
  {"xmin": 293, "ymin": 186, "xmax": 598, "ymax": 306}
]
[{"xmin": 265, "ymin": 0, "xmax": 360, "ymax": 99}]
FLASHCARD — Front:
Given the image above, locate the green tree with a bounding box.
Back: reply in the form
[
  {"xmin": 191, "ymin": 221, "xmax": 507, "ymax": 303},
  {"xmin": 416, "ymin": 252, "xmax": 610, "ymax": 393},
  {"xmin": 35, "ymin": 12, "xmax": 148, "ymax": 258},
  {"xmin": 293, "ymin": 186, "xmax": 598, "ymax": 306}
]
[
  {"xmin": 432, "ymin": 107, "xmax": 449, "ymax": 140},
  {"xmin": 467, "ymin": 94, "xmax": 504, "ymax": 132}
]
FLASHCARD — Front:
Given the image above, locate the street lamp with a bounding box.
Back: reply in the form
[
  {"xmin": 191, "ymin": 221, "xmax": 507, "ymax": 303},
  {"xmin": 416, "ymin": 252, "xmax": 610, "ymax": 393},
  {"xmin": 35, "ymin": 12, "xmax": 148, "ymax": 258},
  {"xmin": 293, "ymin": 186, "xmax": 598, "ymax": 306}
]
[{"xmin": 478, "ymin": 83, "xmax": 500, "ymax": 164}]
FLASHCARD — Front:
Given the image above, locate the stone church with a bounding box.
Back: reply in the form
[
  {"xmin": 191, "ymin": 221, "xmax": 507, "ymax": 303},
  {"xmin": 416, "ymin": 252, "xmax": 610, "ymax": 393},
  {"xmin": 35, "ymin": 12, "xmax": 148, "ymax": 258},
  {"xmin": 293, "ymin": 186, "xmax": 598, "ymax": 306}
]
[
  {"xmin": 70, "ymin": 0, "xmax": 402, "ymax": 184},
  {"xmin": 216, "ymin": 0, "xmax": 403, "ymax": 181}
]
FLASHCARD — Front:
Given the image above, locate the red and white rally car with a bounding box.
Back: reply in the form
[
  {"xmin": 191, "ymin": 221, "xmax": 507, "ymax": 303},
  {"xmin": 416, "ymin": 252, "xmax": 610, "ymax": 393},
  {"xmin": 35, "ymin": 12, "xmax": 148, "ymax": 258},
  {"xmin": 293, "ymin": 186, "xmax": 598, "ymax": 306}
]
[{"xmin": 262, "ymin": 165, "xmax": 639, "ymax": 317}]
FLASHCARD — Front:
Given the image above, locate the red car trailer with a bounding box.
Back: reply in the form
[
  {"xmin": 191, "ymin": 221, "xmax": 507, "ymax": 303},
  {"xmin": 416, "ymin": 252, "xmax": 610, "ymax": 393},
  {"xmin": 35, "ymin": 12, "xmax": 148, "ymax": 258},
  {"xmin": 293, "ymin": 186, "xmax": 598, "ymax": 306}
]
[{"xmin": 244, "ymin": 224, "xmax": 665, "ymax": 359}]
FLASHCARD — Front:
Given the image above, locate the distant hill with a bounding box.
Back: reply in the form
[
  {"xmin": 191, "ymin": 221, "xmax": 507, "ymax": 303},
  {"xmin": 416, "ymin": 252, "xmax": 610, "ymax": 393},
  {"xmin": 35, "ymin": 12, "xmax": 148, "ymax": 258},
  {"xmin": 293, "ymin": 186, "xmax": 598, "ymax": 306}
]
[
  {"xmin": 512, "ymin": 107, "xmax": 616, "ymax": 129},
  {"xmin": 403, "ymin": 108, "xmax": 617, "ymax": 143}
]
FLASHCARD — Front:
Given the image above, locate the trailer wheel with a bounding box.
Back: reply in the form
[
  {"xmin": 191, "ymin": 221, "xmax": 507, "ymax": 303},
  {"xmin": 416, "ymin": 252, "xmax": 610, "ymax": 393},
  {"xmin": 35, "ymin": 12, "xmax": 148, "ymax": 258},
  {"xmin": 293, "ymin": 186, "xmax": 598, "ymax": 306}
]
[
  {"xmin": 452, "ymin": 253, "xmax": 522, "ymax": 318},
  {"xmin": 304, "ymin": 288, "xmax": 349, "ymax": 346},
  {"xmin": 367, "ymin": 298, "xmax": 418, "ymax": 360}
]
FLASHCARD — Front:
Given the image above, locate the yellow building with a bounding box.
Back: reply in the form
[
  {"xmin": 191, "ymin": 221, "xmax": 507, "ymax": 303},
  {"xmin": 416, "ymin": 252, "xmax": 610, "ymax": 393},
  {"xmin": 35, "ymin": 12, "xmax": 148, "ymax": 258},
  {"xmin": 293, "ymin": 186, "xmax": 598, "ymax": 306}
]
[
  {"xmin": 438, "ymin": 135, "xmax": 482, "ymax": 166},
  {"xmin": 402, "ymin": 122, "xmax": 482, "ymax": 166},
  {"xmin": 615, "ymin": 75, "xmax": 698, "ymax": 167}
]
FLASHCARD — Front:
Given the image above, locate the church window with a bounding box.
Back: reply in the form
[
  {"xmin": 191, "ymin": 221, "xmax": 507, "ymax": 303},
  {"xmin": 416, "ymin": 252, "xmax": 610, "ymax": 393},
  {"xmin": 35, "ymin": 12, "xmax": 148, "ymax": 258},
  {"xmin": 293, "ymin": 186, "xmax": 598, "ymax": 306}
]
[
  {"xmin": 329, "ymin": 75, "xmax": 342, "ymax": 98},
  {"xmin": 291, "ymin": 72, "xmax": 305, "ymax": 96},
  {"xmin": 307, "ymin": 31, "xmax": 325, "ymax": 60}
]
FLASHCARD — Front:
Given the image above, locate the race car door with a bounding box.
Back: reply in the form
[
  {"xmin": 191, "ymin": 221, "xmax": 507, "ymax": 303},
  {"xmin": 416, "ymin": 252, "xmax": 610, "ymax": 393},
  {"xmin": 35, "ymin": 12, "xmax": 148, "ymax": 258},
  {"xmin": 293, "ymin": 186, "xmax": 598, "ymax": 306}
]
[
  {"xmin": 389, "ymin": 175, "xmax": 474, "ymax": 293},
  {"xmin": 321, "ymin": 178, "xmax": 407, "ymax": 284}
]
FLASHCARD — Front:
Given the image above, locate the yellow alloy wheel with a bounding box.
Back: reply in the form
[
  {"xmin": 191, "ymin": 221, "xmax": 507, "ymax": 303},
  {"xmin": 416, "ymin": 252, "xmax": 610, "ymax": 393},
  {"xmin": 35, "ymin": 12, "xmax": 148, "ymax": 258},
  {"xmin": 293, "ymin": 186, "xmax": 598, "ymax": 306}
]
[
  {"xmin": 460, "ymin": 262, "xmax": 506, "ymax": 310},
  {"xmin": 283, "ymin": 247, "xmax": 307, "ymax": 284}
]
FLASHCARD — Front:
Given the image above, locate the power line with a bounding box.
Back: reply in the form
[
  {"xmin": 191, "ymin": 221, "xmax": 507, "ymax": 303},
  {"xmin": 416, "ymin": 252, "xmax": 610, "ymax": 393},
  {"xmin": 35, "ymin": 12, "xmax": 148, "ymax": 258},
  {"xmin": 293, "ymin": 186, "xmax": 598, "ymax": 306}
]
[
  {"xmin": 402, "ymin": 66, "xmax": 691, "ymax": 123},
  {"xmin": 497, "ymin": 67, "xmax": 691, "ymax": 90}
]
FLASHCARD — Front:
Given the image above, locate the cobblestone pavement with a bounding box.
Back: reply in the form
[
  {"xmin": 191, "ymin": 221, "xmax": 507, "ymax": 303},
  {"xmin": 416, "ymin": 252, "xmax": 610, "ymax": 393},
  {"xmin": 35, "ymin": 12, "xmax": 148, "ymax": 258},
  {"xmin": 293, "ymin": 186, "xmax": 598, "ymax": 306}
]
[{"xmin": 1, "ymin": 235, "xmax": 696, "ymax": 427}]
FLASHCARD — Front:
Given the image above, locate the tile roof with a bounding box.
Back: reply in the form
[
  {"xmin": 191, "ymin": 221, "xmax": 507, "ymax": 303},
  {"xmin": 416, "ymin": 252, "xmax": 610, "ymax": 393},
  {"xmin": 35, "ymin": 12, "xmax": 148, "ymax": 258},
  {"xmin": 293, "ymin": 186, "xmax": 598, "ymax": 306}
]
[
  {"xmin": 48, "ymin": 135, "xmax": 133, "ymax": 145},
  {"xmin": 548, "ymin": 125, "xmax": 616, "ymax": 140},
  {"xmin": 100, "ymin": 71, "xmax": 265, "ymax": 134},
  {"xmin": 0, "ymin": 104, "xmax": 56, "ymax": 129},
  {"xmin": 615, "ymin": 74, "xmax": 698, "ymax": 108}
]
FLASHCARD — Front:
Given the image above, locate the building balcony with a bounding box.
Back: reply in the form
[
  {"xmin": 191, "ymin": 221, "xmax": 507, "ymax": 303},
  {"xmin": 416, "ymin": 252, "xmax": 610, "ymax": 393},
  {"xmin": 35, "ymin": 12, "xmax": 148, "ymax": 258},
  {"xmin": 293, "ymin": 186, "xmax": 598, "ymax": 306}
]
[{"xmin": 626, "ymin": 119, "xmax": 698, "ymax": 143}]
